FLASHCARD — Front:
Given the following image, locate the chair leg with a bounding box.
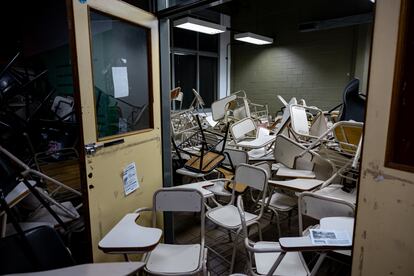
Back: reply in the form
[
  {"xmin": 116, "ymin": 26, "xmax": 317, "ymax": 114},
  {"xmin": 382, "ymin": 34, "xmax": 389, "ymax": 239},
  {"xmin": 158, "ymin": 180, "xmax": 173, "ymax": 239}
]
[
  {"xmin": 255, "ymin": 221, "xmax": 263, "ymax": 241},
  {"xmin": 272, "ymin": 210, "xmax": 282, "ymax": 238},
  {"xmin": 228, "ymin": 230, "xmax": 233, "ymax": 242},
  {"xmin": 229, "ymin": 228, "xmax": 242, "ymax": 273},
  {"xmin": 288, "ymin": 209, "xmax": 292, "ymax": 230},
  {"xmin": 203, "ymin": 248, "xmax": 208, "ymax": 276}
]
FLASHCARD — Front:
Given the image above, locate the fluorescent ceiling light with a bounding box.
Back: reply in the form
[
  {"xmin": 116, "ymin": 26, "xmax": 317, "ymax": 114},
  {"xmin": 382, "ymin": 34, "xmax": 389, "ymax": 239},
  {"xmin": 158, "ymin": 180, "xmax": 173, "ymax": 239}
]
[
  {"xmin": 173, "ymin": 17, "xmax": 226, "ymax": 35},
  {"xmin": 234, "ymin": 32, "xmax": 273, "ymax": 45}
]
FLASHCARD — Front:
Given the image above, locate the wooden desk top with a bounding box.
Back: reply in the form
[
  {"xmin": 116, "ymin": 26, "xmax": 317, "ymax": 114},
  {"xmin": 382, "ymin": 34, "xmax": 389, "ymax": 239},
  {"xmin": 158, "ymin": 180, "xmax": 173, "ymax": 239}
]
[{"xmin": 98, "ymin": 213, "xmax": 162, "ymax": 253}]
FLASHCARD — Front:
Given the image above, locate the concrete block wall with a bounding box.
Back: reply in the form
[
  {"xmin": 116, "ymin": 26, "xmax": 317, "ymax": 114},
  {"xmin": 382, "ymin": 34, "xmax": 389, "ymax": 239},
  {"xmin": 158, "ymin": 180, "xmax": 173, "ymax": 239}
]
[{"xmin": 230, "ymin": 0, "xmax": 373, "ymax": 115}]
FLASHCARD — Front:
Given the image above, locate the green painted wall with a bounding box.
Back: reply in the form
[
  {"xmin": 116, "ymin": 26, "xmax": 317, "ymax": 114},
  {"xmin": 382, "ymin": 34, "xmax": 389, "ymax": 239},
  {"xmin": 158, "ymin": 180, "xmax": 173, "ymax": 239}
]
[{"xmin": 230, "ymin": 0, "xmax": 372, "ymax": 115}]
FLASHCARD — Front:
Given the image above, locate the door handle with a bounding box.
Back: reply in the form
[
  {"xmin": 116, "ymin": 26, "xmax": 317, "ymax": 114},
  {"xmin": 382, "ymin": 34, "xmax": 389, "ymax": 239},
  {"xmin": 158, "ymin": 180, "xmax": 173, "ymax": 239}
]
[{"xmin": 85, "ymin": 139, "xmax": 125, "ymax": 155}]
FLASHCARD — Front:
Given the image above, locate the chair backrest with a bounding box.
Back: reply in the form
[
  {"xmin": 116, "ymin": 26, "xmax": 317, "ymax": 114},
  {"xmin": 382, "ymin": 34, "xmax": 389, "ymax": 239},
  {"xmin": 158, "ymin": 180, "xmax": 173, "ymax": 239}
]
[
  {"xmin": 333, "ymin": 122, "xmax": 363, "ymax": 154},
  {"xmin": 192, "ymin": 89, "xmax": 205, "ymax": 107},
  {"xmin": 222, "ymin": 148, "xmax": 249, "ymax": 168},
  {"xmin": 234, "ymin": 163, "xmax": 268, "ymax": 192},
  {"xmin": 211, "ymin": 94, "xmax": 237, "ymax": 121},
  {"xmin": 273, "ymin": 135, "xmax": 312, "ymax": 168},
  {"xmin": 230, "ymin": 118, "xmax": 257, "ymax": 142},
  {"xmin": 309, "ymin": 112, "xmax": 328, "ymax": 137},
  {"xmin": 0, "ymin": 226, "xmax": 74, "ymax": 274},
  {"xmin": 339, "ymin": 78, "xmax": 365, "ymax": 122},
  {"xmin": 298, "ymin": 192, "xmax": 355, "ymax": 234},
  {"xmin": 290, "ymin": 105, "xmax": 310, "ymax": 136},
  {"xmin": 154, "ymin": 188, "xmax": 203, "ymax": 213}
]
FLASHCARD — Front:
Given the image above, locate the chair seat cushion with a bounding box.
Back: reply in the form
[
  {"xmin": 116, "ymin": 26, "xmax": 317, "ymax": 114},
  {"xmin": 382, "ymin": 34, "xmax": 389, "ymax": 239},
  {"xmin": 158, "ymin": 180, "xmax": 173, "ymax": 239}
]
[
  {"xmin": 146, "ymin": 243, "xmax": 202, "ymax": 274},
  {"xmin": 207, "ymin": 205, "xmax": 257, "ymax": 228},
  {"xmin": 254, "ymin": 242, "xmax": 308, "ymax": 276},
  {"xmin": 259, "ymin": 193, "xmax": 297, "ymax": 212}
]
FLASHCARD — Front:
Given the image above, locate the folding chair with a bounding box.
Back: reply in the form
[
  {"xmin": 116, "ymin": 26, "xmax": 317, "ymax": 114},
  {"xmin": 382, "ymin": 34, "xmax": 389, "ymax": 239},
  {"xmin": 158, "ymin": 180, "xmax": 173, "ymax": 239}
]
[
  {"xmin": 206, "ymin": 164, "xmax": 268, "ymax": 273},
  {"xmin": 143, "ymin": 188, "xmax": 208, "ymax": 275}
]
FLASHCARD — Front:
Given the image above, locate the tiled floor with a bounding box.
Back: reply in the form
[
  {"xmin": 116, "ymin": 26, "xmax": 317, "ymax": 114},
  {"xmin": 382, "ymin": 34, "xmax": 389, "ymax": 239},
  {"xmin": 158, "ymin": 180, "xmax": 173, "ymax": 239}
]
[{"xmin": 174, "ymin": 205, "xmax": 352, "ymax": 276}]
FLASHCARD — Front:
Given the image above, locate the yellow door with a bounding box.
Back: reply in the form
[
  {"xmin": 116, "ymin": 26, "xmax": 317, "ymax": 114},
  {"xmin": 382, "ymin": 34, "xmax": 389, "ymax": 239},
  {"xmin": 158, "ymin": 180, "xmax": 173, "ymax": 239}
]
[{"xmin": 69, "ymin": 0, "xmax": 162, "ymax": 262}]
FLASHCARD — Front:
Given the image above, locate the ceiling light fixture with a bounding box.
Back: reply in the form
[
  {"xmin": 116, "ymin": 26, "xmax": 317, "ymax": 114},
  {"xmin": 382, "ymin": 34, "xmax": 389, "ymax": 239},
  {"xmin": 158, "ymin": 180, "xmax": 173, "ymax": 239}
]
[
  {"xmin": 234, "ymin": 32, "xmax": 274, "ymax": 45},
  {"xmin": 173, "ymin": 17, "xmax": 226, "ymax": 35}
]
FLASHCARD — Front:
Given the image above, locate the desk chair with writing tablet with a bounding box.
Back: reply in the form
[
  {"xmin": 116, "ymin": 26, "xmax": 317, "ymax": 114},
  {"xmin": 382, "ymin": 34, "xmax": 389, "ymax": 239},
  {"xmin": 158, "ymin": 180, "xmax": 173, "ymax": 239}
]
[
  {"xmin": 206, "ymin": 164, "xmax": 268, "ymax": 273},
  {"xmin": 237, "ymin": 197, "xmax": 354, "ymax": 276}
]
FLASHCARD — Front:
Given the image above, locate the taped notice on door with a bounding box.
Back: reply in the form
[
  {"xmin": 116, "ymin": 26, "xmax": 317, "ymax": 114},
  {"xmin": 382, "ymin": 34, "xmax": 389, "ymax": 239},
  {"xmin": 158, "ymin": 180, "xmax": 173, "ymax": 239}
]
[{"xmin": 123, "ymin": 162, "xmax": 139, "ymax": 196}]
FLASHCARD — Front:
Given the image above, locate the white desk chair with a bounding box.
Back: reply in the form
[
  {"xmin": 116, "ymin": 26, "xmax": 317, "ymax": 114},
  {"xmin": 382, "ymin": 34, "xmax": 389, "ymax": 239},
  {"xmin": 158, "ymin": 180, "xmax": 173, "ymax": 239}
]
[
  {"xmin": 238, "ymin": 198, "xmax": 353, "ymax": 276},
  {"xmin": 230, "ymin": 118, "xmax": 275, "ymax": 150},
  {"xmin": 262, "ymin": 136, "xmax": 335, "ymax": 235},
  {"xmin": 209, "ymin": 149, "xmax": 249, "ymax": 196},
  {"xmin": 288, "ymin": 104, "xmax": 329, "ymax": 143},
  {"xmin": 143, "ymin": 188, "xmax": 208, "ymax": 276},
  {"xmin": 206, "ymin": 164, "xmax": 268, "ymax": 273},
  {"xmin": 237, "ymin": 197, "xmax": 309, "ymax": 276},
  {"xmin": 206, "ymin": 94, "xmax": 237, "ymax": 128},
  {"xmin": 298, "ymin": 190, "xmax": 355, "ymax": 257}
]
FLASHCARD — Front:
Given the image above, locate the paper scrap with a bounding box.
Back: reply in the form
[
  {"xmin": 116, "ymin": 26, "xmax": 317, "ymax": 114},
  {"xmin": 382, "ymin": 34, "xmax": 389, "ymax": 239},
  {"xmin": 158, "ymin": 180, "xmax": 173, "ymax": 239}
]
[
  {"xmin": 123, "ymin": 162, "xmax": 139, "ymax": 196},
  {"xmin": 310, "ymin": 229, "xmax": 352, "ymax": 246},
  {"xmin": 112, "ymin": 67, "xmax": 129, "ymax": 98}
]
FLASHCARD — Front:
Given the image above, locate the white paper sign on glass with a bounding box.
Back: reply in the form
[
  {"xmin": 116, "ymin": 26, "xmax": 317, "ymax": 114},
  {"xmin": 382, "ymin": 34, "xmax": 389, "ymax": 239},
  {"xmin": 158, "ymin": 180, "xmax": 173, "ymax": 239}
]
[
  {"xmin": 112, "ymin": 67, "xmax": 129, "ymax": 98},
  {"xmin": 123, "ymin": 162, "xmax": 139, "ymax": 196}
]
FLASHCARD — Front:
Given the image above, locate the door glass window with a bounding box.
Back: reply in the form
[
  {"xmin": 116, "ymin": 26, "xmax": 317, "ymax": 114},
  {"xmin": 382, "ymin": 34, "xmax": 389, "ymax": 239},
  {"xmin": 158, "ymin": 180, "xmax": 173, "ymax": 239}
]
[
  {"xmin": 89, "ymin": 9, "xmax": 153, "ymax": 139},
  {"xmin": 173, "ymin": 54, "xmax": 197, "ymax": 109}
]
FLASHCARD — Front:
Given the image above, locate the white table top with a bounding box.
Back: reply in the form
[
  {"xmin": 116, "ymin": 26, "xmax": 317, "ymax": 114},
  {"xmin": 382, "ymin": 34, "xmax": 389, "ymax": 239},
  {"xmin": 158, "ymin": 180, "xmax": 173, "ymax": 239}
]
[
  {"xmin": 98, "ymin": 213, "xmax": 162, "ymax": 253},
  {"xmin": 275, "ymin": 167, "xmax": 316, "ymax": 179},
  {"xmin": 171, "ymin": 181, "xmax": 216, "ymax": 198},
  {"xmin": 280, "ymin": 217, "xmax": 354, "ymax": 251},
  {"xmin": 268, "ymin": 178, "xmax": 323, "ymax": 192},
  {"xmin": 6, "ymin": 262, "xmax": 145, "ymax": 276}
]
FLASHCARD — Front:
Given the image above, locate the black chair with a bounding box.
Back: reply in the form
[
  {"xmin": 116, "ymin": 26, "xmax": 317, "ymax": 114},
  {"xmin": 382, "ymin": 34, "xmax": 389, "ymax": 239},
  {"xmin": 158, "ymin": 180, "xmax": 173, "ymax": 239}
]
[
  {"xmin": 339, "ymin": 78, "xmax": 366, "ymax": 122},
  {"xmin": 172, "ymin": 115, "xmax": 229, "ymax": 175},
  {"xmin": 0, "ymin": 226, "xmax": 75, "ymax": 274}
]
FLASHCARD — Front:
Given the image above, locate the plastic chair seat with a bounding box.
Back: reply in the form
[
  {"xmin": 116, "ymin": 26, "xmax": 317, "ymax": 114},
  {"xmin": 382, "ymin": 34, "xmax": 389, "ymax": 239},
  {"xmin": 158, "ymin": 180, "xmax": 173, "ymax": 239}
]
[
  {"xmin": 254, "ymin": 242, "xmax": 308, "ymax": 276},
  {"xmin": 207, "ymin": 205, "xmax": 257, "ymax": 228},
  {"xmin": 146, "ymin": 243, "xmax": 202, "ymax": 274},
  {"xmin": 259, "ymin": 193, "xmax": 297, "ymax": 212}
]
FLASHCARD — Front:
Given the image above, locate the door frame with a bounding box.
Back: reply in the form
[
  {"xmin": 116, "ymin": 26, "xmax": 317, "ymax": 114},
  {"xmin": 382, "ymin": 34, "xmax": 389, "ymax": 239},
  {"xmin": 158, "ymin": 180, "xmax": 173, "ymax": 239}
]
[{"xmin": 66, "ymin": 0, "xmax": 170, "ymax": 260}]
